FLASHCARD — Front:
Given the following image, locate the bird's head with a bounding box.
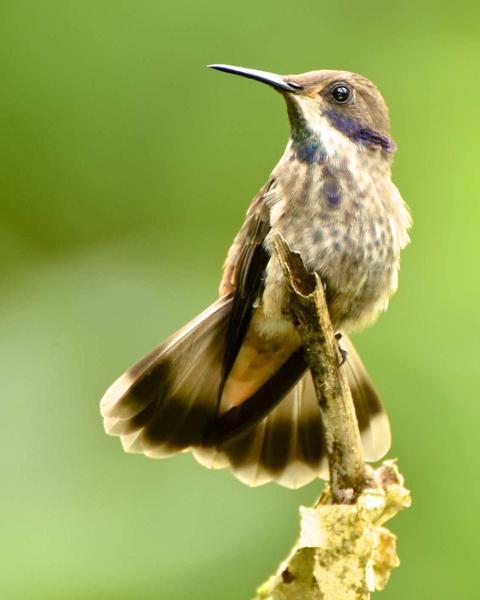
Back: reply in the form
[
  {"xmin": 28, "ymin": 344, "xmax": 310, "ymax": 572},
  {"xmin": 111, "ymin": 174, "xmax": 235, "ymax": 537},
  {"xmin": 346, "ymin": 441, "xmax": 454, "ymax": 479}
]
[{"xmin": 209, "ymin": 65, "xmax": 396, "ymax": 162}]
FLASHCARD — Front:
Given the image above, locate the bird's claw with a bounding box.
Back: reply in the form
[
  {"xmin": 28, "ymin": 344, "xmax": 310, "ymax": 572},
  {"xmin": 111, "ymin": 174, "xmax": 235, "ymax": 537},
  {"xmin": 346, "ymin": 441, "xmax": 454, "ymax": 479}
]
[{"xmin": 335, "ymin": 332, "xmax": 348, "ymax": 366}]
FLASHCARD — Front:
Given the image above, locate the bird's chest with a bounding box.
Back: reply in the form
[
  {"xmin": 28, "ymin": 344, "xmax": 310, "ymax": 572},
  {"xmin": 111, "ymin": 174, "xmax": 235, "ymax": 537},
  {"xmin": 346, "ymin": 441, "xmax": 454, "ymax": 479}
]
[{"xmin": 267, "ymin": 157, "xmax": 400, "ymax": 329}]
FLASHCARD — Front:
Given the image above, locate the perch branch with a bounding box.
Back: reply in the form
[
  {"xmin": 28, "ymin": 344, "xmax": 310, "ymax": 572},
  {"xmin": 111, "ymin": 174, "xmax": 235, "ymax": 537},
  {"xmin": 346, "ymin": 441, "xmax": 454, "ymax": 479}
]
[
  {"xmin": 253, "ymin": 234, "xmax": 411, "ymax": 600},
  {"xmin": 272, "ymin": 233, "xmax": 369, "ymax": 502}
]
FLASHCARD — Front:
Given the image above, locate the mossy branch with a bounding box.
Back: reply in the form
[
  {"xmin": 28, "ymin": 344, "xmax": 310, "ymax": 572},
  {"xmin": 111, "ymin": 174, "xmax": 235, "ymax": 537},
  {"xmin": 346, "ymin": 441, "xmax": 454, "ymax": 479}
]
[{"xmin": 253, "ymin": 234, "xmax": 411, "ymax": 600}]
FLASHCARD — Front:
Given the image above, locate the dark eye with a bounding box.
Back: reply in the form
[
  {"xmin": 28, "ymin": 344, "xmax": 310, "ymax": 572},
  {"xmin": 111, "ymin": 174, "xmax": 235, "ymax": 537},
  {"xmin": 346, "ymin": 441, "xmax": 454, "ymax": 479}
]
[{"xmin": 331, "ymin": 84, "xmax": 351, "ymax": 104}]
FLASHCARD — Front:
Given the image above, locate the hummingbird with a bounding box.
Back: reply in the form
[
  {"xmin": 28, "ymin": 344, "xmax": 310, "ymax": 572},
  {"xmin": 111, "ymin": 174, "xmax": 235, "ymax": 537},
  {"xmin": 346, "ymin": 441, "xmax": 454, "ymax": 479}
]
[{"xmin": 100, "ymin": 64, "xmax": 411, "ymax": 489}]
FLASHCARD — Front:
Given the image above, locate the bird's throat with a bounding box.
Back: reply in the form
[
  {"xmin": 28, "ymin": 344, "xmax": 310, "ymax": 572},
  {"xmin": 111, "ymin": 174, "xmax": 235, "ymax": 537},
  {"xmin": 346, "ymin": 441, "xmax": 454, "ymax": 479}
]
[{"xmin": 284, "ymin": 95, "xmax": 395, "ymax": 164}]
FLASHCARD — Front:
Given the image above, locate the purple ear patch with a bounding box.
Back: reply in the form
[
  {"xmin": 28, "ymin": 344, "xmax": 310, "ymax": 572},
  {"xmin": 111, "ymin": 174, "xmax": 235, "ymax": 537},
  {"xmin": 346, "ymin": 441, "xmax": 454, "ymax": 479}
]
[{"xmin": 325, "ymin": 109, "xmax": 396, "ymax": 153}]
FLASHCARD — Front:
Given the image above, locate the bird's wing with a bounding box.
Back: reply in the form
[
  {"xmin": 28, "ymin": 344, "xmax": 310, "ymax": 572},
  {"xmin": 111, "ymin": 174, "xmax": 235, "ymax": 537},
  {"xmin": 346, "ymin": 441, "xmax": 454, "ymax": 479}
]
[
  {"xmin": 219, "ymin": 178, "xmax": 274, "ymax": 296},
  {"xmin": 219, "ymin": 179, "xmax": 274, "ymax": 386}
]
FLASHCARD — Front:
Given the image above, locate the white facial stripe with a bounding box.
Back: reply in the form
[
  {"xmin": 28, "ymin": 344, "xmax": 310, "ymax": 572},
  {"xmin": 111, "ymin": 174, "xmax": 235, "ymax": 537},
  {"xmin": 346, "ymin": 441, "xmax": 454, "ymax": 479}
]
[{"xmin": 301, "ymin": 101, "xmax": 356, "ymax": 157}]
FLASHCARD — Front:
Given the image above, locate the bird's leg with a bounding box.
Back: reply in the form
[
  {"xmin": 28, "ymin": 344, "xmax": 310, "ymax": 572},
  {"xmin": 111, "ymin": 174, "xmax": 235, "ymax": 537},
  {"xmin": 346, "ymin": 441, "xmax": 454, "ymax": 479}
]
[{"xmin": 335, "ymin": 332, "xmax": 348, "ymax": 366}]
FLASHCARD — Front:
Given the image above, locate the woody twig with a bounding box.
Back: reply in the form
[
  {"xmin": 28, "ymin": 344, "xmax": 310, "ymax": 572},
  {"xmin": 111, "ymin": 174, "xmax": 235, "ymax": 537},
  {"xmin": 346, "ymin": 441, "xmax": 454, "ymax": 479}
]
[{"xmin": 254, "ymin": 234, "xmax": 411, "ymax": 600}]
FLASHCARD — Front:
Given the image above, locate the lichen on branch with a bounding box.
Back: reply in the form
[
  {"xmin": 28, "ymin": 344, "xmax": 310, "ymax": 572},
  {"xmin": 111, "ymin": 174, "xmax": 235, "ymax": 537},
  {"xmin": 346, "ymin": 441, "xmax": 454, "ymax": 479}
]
[{"xmin": 256, "ymin": 461, "xmax": 411, "ymax": 600}]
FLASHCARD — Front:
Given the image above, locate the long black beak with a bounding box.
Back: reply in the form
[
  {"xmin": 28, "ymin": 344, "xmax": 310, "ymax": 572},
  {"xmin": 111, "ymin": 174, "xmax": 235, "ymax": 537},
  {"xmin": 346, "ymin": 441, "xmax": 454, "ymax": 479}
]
[{"xmin": 208, "ymin": 64, "xmax": 302, "ymax": 92}]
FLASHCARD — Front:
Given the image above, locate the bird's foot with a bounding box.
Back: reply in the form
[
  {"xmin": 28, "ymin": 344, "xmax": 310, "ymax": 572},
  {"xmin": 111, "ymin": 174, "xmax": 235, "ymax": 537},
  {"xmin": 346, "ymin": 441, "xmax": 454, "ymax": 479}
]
[{"xmin": 335, "ymin": 332, "xmax": 348, "ymax": 366}]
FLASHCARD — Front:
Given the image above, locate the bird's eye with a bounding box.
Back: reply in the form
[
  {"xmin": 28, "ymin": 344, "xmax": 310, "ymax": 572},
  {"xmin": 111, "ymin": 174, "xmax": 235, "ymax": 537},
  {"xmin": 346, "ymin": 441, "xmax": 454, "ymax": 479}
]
[{"xmin": 331, "ymin": 84, "xmax": 351, "ymax": 104}]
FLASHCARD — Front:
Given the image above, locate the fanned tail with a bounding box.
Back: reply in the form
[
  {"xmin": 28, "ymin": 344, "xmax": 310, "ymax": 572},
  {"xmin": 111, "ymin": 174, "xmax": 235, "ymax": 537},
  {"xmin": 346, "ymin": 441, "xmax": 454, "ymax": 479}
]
[
  {"xmin": 100, "ymin": 299, "xmax": 390, "ymax": 488},
  {"xmin": 194, "ymin": 334, "xmax": 389, "ymax": 489}
]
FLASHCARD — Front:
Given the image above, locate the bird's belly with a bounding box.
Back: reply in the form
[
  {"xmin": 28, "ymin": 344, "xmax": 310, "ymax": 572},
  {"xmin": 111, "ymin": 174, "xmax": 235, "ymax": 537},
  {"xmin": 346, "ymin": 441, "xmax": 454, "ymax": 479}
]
[
  {"xmin": 262, "ymin": 225, "xmax": 399, "ymax": 335},
  {"xmin": 321, "ymin": 255, "xmax": 398, "ymax": 332}
]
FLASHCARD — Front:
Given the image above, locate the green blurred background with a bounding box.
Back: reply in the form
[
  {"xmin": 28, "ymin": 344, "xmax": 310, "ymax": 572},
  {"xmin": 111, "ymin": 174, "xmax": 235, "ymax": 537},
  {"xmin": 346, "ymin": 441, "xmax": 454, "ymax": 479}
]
[{"xmin": 1, "ymin": 1, "xmax": 479, "ymax": 598}]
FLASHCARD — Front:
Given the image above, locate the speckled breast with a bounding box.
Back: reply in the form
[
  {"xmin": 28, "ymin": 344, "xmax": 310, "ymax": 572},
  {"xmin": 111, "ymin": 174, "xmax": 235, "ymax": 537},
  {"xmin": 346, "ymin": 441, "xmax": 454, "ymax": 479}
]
[{"xmin": 266, "ymin": 151, "xmax": 407, "ymax": 332}]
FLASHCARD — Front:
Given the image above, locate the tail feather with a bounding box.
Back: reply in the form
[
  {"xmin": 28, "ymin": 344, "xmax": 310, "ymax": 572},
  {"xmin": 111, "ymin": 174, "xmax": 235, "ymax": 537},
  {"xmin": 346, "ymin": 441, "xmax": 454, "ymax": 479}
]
[
  {"xmin": 100, "ymin": 298, "xmax": 390, "ymax": 489},
  {"xmin": 195, "ymin": 369, "xmax": 327, "ymax": 489},
  {"xmin": 101, "ymin": 296, "xmax": 232, "ymax": 454},
  {"xmin": 342, "ymin": 335, "xmax": 391, "ymax": 461},
  {"xmin": 193, "ymin": 337, "xmax": 389, "ymax": 489}
]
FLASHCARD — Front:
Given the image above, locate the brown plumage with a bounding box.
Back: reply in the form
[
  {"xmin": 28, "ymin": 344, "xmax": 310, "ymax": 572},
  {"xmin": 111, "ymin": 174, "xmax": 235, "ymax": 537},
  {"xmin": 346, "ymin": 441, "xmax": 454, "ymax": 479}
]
[{"xmin": 100, "ymin": 65, "xmax": 411, "ymax": 488}]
